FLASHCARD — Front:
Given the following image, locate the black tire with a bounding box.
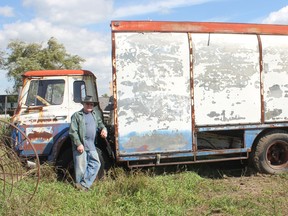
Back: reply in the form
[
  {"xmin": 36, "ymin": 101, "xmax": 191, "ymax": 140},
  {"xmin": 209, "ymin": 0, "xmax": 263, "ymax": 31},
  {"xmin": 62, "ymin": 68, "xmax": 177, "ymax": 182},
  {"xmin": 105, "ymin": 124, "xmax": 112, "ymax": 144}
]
[
  {"xmin": 96, "ymin": 147, "xmax": 112, "ymax": 180},
  {"xmin": 55, "ymin": 148, "xmax": 74, "ymax": 181},
  {"xmin": 252, "ymin": 131, "xmax": 288, "ymax": 174}
]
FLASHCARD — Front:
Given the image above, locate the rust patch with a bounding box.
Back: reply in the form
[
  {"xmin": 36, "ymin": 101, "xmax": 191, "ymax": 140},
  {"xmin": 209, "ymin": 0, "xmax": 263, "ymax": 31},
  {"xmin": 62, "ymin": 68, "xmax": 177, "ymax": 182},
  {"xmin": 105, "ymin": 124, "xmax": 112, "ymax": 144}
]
[
  {"xmin": 111, "ymin": 21, "xmax": 288, "ymax": 35},
  {"xmin": 27, "ymin": 131, "xmax": 53, "ymax": 141}
]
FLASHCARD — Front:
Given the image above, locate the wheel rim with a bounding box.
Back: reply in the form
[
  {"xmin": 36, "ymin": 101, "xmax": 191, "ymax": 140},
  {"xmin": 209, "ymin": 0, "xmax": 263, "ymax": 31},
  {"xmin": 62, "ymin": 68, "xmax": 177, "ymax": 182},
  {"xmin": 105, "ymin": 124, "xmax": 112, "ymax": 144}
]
[{"xmin": 266, "ymin": 140, "xmax": 288, "ymax": 169}]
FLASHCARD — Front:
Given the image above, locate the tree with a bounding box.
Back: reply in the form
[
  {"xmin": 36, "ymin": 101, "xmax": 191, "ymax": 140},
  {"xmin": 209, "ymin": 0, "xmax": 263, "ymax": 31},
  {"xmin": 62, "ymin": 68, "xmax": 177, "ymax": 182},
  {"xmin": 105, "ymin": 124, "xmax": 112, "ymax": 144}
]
[
  {"xmin": 101, "ymin": 93, "xmax": 109, "ymax": 98},
  {"xmin": 1, "ymin": 37, "xmax": 85, "ymax": 92},
  {"xmin": 0, "ymin": 50, "xmax": 4, "ymax": 66}
]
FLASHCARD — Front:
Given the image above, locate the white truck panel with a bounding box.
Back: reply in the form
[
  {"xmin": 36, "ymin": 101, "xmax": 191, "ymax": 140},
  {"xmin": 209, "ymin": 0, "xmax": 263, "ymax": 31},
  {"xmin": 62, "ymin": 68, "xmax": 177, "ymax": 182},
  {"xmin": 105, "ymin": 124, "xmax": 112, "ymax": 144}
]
[
  {"xmin": 193, "ymin": 33, "xmax": 261, "ymax": 126},
  {"xmin": 115, "ymin": 33, "xmax": 192, "ymax": 154},
  {"xmin": 262, "ymin": 35, "xmax": 288, "ymax": 122}
]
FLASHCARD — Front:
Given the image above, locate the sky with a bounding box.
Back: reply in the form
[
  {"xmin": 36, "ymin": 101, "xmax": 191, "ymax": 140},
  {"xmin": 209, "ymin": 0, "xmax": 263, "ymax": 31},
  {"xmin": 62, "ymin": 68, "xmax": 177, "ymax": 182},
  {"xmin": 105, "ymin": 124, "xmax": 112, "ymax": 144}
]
[{"xmin": 0, "ymin": 0, "xmax": 288, "ymax": 95}]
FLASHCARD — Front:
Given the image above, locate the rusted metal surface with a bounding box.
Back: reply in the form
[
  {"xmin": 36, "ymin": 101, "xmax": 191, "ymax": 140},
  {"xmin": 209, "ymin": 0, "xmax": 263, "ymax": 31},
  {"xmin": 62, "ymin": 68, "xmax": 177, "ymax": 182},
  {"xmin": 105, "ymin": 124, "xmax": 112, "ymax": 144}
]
[
  {"xmin": 121, "ymin": 147, "xmax": 248, "ymax": 159},
  {"xmin": 113, "ymin": 31, "xmax": 262, "ymax": 157},
  {"xmin": 266, "ymin": 140, "xmax": 288, "ymax": 169},
  {"xmin": 0, "ymin": 119, "xmax": 40, "ymax": 203},
  {"xmin": 189, "ymin": 33, "xmax": 197, "ymax": 161},
  {"xmin": 193, "ymin": 33, "xmax": 261, "ymax": 125},
  {"xmin": 127, "ymin": 153, "xmax": 249, "ymax": 168},
  {"xmin": 12, "ymin": 70, "xmax": 100, "ymax": 157},
  {"xmin": 257, "ymin": 35, "xmax": 265, "ymax": 123},
  {"xmin": 112, "ymin": 21, "xmax": 288, "ymax": 168},
  {"xmin": 111, "ymin": 21, "xmax": 288, "ymax": 35},
  {"xmin": 114, "ymin": 32, "xmax": 192, "ymax": 156},
  {"xmin": 261, "ymin": 35, "xmax": 288, "ymax": 122},
  {"xmin": 17, "ymin": 124, "xmax": 69, "ymax": 155},
  {"xmin": 112, "ymin": 31, "xmax": 120, "ymax": 160},
  {"xmin": 22, "ymin": 69, "xmax": 96, "ymax": 77}
]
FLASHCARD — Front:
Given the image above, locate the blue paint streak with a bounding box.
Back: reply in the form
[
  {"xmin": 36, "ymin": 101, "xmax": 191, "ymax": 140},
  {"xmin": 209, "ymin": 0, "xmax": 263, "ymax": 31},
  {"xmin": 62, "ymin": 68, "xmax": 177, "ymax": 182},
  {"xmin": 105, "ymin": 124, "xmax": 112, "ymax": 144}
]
[
  {"xmin": 15, "ymin": 123, "xmax": 70, "ymax": 157},
  {"xmin": 118, "ymin": 130, "xmax": 192, "ymax": 154},
  {"xmin": 244, "ymin": 129, "xmax": 263, "ymax": 148}
]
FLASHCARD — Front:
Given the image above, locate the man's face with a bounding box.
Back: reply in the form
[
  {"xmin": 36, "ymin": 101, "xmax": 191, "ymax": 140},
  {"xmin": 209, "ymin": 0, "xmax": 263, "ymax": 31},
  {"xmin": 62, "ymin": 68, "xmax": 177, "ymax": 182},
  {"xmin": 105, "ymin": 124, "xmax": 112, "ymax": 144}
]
[{"xmin": 83, "ymin": 102, "xmax": 94, "ymax": 113}]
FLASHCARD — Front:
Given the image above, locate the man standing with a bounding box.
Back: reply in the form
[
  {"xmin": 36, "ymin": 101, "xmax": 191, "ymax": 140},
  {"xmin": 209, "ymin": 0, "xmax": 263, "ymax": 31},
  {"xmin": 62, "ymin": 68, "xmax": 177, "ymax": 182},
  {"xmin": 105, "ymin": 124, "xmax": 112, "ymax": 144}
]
[{"xmin": 69, "ymin": 95, "xmax": 107, "ymax": 191}]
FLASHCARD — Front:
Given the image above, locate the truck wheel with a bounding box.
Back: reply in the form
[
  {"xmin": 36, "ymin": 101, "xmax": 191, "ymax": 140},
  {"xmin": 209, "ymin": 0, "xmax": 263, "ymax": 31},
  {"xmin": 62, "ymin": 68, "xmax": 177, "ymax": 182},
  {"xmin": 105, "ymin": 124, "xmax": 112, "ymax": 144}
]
[
  {"xmin": 56, "ymin": 148, "xmax": 74, "ymax": 181},
  {"xmin": 96, "ymin": 147, "xmax": 112, "ymax": 180},
  {"xmin": 253, "ymin": 131, "xmax": 288, "ymax": 174}
]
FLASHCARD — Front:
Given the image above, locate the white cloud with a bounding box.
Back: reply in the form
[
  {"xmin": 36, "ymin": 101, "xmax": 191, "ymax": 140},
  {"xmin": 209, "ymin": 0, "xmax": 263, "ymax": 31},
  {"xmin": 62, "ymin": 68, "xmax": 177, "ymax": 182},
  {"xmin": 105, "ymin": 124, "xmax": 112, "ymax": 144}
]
[
  {"xmin": 23, "ymin": 0, "xmax": 114, "ymax": 25},
  {"xmin": 1, "ymin": 18, "xmax": 110, "ymax": 55},
  {"xmin": 21, "ymin": 0, "xmax": 216, "ymax": 24},
  {"xmin": 113, "ymin": 0, "xmax": 213, "ymax": 18},
  {"xmin": 0, "ymin": 6, "xmax": 14, "ymax": 17},
  {"xmin": 0, "ymin": 19, "xmax": 111, "ymax": 95},
  {"xmin": 262, "ymin": 5, "xmax": 288, "ymax": 24},
  {"xmin": 0, "ymin": 0, "xmax": 223, "ymax": 95}
]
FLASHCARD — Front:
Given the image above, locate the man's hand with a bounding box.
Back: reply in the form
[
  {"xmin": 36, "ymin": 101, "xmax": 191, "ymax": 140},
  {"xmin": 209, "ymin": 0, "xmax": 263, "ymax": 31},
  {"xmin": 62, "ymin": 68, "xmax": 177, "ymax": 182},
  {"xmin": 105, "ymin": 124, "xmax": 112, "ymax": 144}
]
[
  {"xmin": 77, "ymin": 144, "xmax": 84, "ymax": 154},
  {"xmin": 100, "ymin": 129, "xmax": 107, "ymax": 138}
]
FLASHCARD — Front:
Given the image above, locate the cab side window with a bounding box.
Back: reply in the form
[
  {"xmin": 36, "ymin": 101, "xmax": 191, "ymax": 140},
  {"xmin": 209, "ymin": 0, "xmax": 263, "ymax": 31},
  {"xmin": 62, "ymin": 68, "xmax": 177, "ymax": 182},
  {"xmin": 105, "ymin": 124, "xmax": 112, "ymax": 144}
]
[{"xmin": 73, "ymin": 81, "xmax": 86, "ymax": 103}]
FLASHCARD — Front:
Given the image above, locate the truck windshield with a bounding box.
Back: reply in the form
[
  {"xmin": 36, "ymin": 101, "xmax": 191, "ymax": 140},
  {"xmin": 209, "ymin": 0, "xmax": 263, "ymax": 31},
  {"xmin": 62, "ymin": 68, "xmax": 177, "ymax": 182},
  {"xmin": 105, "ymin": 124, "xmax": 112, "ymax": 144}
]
[{"xmin": 25, "ymin": 79, "xmax": 65, "ymax": 106}]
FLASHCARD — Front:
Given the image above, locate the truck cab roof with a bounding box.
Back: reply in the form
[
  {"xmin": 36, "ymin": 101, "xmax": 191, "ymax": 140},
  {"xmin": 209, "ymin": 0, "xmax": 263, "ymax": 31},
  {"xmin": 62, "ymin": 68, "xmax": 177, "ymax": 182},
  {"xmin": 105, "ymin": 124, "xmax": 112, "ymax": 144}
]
[{"xmin": 22, "ymin": 70, "xmax": 96, "ymax": 78}]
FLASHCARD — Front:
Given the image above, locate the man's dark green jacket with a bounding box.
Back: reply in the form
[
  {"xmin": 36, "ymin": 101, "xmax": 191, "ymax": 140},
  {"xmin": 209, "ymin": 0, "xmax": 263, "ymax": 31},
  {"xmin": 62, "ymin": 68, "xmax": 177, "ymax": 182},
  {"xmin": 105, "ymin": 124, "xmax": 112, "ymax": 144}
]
[{"xmin": 69, "ymin": 108, "xmax": 107, "ymax": 149}]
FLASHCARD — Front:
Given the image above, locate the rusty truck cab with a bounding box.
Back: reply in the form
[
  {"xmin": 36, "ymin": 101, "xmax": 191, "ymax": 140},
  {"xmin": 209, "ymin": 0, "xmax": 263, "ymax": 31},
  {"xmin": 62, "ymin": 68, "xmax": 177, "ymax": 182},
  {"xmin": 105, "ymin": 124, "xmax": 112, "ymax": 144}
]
[{"xmin": 11, "ymin": 70, "xmax": 99, "ymax": 160}]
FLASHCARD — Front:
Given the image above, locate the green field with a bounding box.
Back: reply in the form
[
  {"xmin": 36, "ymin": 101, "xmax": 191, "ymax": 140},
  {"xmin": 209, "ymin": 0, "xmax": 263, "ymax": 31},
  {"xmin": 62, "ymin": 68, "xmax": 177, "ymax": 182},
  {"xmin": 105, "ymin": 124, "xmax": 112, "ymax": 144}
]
[{"xmin": 1, "ymin": 163, "xmax": 287, "ymax": 216}]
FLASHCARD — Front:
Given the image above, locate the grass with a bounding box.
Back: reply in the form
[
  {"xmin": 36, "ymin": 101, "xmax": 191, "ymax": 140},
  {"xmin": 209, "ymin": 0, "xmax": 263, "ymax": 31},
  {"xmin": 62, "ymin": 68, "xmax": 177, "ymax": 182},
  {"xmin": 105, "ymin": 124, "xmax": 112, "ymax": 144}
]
[
  {"xmin": 1, "ymin": 117, "xmax": 287, "ymax": 215},
  {"xmin": 0, "ymin": 163, "xmax": 287, "ymax": 216}
]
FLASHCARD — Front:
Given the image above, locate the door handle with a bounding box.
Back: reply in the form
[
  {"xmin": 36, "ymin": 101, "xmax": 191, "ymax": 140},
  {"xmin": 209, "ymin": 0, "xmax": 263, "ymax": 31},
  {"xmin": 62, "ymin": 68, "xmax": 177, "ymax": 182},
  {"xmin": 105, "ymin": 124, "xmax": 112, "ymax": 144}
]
[{"xmin": 54, "ymin": 115, "xmax": 67, "ymax": 120}]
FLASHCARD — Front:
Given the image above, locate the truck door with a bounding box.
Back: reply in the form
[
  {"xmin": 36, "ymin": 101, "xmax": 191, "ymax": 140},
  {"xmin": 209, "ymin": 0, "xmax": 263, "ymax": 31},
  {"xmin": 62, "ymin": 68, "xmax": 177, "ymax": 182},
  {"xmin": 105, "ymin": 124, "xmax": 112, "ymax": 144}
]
[
  {"xmin": 114, "ymin": 32, "xmax": 192, "ymax": 156},
  {"xmin": 20, "ymin": 77, "xmax": 69, "ymax": 156}
]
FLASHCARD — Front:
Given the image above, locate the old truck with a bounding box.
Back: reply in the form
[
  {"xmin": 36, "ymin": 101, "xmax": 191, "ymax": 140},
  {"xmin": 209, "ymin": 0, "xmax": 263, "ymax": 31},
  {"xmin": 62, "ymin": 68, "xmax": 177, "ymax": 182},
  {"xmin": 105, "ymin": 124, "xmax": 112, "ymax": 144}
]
[
  {"xmin": 11, "ymin": 21, "xmax": 288, "ymax": 176},
  {"xmin": 11, "ymin": 70, "xmax": 106, "ymax": 175}
]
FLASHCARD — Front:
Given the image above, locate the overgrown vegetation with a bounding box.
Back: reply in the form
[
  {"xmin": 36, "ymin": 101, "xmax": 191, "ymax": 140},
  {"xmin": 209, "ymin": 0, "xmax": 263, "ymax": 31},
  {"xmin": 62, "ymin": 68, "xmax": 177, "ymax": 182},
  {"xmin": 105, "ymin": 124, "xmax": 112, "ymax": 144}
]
[
  {"xmin": 0, "ymin": 162, "xmax": 287, "ymax": 216},
  {"xmin": 0, "ymin": 124, "xmax": 287, "ymax": 215}
]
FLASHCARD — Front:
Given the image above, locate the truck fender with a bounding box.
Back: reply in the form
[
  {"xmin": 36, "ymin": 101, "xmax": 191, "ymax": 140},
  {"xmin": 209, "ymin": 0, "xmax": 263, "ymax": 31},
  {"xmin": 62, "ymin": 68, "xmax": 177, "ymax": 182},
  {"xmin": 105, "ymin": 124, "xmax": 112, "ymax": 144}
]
[
  {"xmin": 244, "ymin": 129, "xmax": 263, "ymax": 150},
  {"xmin": 48, "ymin": 128, "xmax": 71, "ymax": 163}
]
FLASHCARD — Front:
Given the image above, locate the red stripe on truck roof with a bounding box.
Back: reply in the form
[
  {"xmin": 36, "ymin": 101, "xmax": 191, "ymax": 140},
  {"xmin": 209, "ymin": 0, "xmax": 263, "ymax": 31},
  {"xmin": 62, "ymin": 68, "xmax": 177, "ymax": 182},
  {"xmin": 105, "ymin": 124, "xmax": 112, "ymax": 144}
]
[
  {"xmin": 23, "ymin": 70, "xmax": 95, "ymax": 77},
  {"xmin": 111, "ymin": 21, "xmax": 288, "ymax": 35}
]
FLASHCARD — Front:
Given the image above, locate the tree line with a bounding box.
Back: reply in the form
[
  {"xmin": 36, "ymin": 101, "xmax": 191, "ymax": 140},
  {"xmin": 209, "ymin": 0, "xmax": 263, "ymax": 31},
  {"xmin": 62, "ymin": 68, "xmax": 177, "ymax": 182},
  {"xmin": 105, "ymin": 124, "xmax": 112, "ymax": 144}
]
[{"xmin": 0, "ymin": 37, "xmax": 84, "ymax": 93}]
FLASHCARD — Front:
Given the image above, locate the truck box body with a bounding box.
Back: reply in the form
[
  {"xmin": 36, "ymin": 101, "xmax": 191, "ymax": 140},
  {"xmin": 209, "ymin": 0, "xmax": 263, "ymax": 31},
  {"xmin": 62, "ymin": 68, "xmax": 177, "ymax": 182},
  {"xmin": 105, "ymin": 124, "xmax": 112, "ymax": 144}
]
[{"xmin": 111, "ymin": 21, "xmax": 288, "ymax": 168}]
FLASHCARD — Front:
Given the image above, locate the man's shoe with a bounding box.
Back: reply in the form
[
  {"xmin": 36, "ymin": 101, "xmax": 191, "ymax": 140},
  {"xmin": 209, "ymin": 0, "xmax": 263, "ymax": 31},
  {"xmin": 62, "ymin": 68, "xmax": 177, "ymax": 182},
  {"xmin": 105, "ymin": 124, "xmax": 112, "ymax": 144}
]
[{"xmin": 75, "ymin": 183, "xmax": 89, "ymax": 192}]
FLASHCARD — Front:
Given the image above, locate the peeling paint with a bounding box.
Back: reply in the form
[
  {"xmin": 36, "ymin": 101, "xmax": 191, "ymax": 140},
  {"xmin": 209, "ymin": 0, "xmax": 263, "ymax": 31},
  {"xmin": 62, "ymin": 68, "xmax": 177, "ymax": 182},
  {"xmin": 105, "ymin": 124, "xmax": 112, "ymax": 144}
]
[
  {"xmin": 114, "ymin": 29, "xmax": 288, "ymax": 159},
  {"xmin": 265, "ymin": 109, "xmax": 283, "ymax": 120},
  {"xmin": 116, "ymin": 33, "xmax": 192, "ymax": 155},
  {"xmin": 26, "ymin": 127, "xmax": 53, "ymax": 143},
  {"xmin": 13, "ymin": 71, "xmax": 96, "ymax": 156},
  {"xmin": 193, "ymin": 34, "xmax": 261, "ymax": 125},
  {"xmin": 262, "ymin": 35, "xmax": 288, "ymax": 122},
  {"xmin": 120, "ymin": 131, "xmax": 190, "ymax": 153},
  {"xmin": 267, "ymin": 85, "xmax": 282, "ymax": 98}
]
